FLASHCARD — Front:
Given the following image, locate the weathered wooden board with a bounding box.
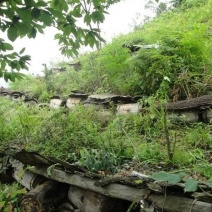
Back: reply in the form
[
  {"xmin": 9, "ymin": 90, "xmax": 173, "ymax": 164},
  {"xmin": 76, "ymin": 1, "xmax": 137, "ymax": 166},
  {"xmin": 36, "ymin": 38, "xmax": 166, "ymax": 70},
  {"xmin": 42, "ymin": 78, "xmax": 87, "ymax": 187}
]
[
  {"xmin": 149, "ymin": 194, "xmax": 212, "ymax": 212},
  {"xmin": 162, "ymin": 94, "xmax": 212, "ymax": 110},
  {"xmin": 31, "ymin": 166, "xmax": 212, "ymax": 212},
  {"xmin": 31, "ymin": 166, "xmax": 146, "ymax": 202},
  {"xmin": 12, "ymin": 162, "xmax": 47, "ymax": 190}
]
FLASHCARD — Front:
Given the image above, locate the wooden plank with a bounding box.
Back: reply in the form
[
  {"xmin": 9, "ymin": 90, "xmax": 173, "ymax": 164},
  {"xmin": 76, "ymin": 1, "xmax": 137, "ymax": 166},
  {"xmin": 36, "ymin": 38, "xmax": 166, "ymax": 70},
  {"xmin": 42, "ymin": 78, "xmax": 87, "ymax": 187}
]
[
  {"xmin": 31, "ymin": 166, "xmax": 212, "ymax": 212},
  {"xmin": 148, "ymin": 194, "xmax": 212, "ymax": 212},
  {"xmin": 13, "ymin": 165, "xmax": 47, "ymax": 190},
  {"xmin": 31, "ymin": 166, "xmax": 146, "ymax": 202},
  {"xmin": 162, "ymin": 94, "xmax": 212, "ymax": 110}
]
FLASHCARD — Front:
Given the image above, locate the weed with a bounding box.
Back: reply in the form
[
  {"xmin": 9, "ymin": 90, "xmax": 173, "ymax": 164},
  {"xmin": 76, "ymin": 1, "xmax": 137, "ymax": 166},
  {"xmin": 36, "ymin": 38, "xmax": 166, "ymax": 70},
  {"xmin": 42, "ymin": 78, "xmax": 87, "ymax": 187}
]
[{"xmin": 0, "ymin": 183, "xmax": 26, "ymax": 211}]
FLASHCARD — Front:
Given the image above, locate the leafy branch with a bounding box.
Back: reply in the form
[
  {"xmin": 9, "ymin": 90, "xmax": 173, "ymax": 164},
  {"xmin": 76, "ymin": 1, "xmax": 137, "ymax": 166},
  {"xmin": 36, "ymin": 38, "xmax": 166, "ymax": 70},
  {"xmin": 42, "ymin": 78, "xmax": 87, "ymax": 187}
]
[{"xmin": 0, "ymin": 0, "xmax": 121, "ymax": 81}]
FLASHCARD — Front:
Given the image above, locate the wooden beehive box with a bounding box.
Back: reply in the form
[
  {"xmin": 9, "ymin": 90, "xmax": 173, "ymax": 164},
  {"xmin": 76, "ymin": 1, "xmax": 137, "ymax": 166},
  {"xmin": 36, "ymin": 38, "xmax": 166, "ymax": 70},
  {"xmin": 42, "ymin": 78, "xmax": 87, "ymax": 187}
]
[
  {"xmin": 10, "ymin": 91, "xmax": 25, "ymax": 101},
  {"xmin": 49, "ymin": 96, "xmax": 66, "ymax": 109},
  {"xmin": 68, "ymin": 61, "xmax": 81, "ymax": 71},
  {"xmin": 116, "ymin": 103, "xmax": 142, "ymax": 115},
  {"xmin": 66, "ymin": 92, "xmax": 88, "ymax": 110},
  {"xmin": 0, "ymin": 91, "xmax": 10, "ymax": 98},
  {"xmin": 24, "ymin": 98, "xmax": 38, "ymax": 106}
]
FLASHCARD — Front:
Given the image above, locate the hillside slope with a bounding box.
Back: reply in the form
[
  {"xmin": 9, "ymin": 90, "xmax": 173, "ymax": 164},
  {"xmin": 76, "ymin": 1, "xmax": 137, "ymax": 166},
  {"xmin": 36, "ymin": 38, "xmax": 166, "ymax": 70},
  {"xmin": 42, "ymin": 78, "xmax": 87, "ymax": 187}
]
[
  {"xmin": 2, "ymin": 0, "xmax": 212, "ymax": 181},
  {"xmin": 11, "ymin": 0, "xmax": 212, "ymax": 101}
]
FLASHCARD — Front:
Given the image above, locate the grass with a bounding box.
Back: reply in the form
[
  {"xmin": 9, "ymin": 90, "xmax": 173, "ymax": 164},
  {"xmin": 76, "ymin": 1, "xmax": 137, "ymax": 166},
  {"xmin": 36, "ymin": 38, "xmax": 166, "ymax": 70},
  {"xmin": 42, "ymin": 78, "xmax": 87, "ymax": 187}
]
[
  {"xmin": 0, "ymin": 95, "xmax": 211, "ymax": 180},
  {"xmin": 3, "ymin": 0, "xmax": 212, "ymax": 181}
]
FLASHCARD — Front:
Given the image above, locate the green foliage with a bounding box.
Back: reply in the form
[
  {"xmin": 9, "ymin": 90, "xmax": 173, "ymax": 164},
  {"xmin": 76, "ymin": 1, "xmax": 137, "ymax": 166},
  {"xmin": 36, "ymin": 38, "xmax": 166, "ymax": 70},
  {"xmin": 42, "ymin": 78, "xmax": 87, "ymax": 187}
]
[
  {"xmin": 151, "ymin": 171, "xmax": 202, "ymax": 192},
  {"xmin": 26, "ymin": 0, "xmax": 211, "ymax": 98},
  {"xmin": 184, "ymin": 178, "xmax": 199, "ymax": 192},
  {"xmin": 0, "ymin": 183, "xmax": 26, "ymax": 211},
  {"xmin": 0, "ymin": 38, "xmax": 30, "ymax": 82},
  {"xmin": 146, "ymin": 0, "xmax": 170, "ymax": 16},
  {"xmin": 126, "ymin": 28, "xmax": 210, "ymax": 98},
  {"xmin": 25, "ymin": 106, "xmax": 104, "ymax": 159},
  {"xmin": 152, "ymin": 171, "xmax": 181, "ymax": 184},
  {"xmin": 183, "ymin": 123, "xmax": 212, "ymax": 148},
  {"xmin": 10, "ymin": 75, "xmax": 50, "ymax": 101},
  {"xmin": 0, "ymin": 0, "xmax": 121, "ymax": 81},
  {"xmin": 195, "ymin": 163, "xmax": 212, "ymax": 180},
  {"xmin": 79, "ymin": 147, "xmax": 120, "ymax": 173},
  {"xmin": 182, "ymin": 0, "xmax": 208, "ymax": 9},
  {"xmin": 2, "ymin": 0, "xmax": 212, "ymax": 182},
  {"xmin": 10, "ymin": 0, "xmax": 212, "ymax": 98}
]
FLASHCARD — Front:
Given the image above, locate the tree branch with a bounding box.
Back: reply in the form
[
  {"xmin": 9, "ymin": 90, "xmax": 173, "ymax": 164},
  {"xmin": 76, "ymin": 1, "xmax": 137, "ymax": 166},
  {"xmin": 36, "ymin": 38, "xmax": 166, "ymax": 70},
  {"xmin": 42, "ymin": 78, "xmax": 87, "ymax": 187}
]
[{"xmin": 0, "ymin": 0, "xmax": 6, "ymax": 4}]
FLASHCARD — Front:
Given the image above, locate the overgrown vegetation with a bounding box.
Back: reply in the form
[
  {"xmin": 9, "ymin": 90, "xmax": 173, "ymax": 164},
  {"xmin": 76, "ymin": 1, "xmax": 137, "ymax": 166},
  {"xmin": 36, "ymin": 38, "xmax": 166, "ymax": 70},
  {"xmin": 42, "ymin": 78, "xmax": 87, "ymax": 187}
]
[
  {"xmin": 0, "ymin": 183, "xmax": 26, "ymax": 211},
  {"xmin": 0, "ymin": 0, "xmax": 121, "ymax": 81},
  {"xmin": 1, "ymin": 0, "xmax": 212, "ymax": 183}
]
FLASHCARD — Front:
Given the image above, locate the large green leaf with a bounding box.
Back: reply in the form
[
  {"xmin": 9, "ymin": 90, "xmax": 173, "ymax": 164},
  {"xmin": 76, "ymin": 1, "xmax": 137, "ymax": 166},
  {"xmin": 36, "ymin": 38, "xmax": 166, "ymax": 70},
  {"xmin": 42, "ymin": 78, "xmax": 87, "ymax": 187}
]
[
  {"xmin": 0, "ymin": 60, "xmax": 6, "ymax": 70},
  {"xmin": 19, "ymin": 47, "xmax": 26, "ymax": 54},
  {"xmin": 28, "ymin": 27, "xmax": 37, "ymax": 38},
  {"xmin": 51, "ymin": 0, "xmax": 60, "ymax": 8},
  {"xmin": 184, "ymin": 179, "xmax": 198, "ymax": 192},
  {"xmin": 2, "ymin": 42, "xmax": 13, "ymax": 51},
  {"xmin": 3, "ymin": 72, "xmax": 10, "ymax": 82},
  {"xmin": 91, "ymin": 10, "xmax": 105, "ymax": 23},
  {"xmin": 71, "ymin": 4, "xmax": 82, "ymax": 18},
  {"xmin": 152, "ymin": 172, "xmax": 181, "ymax": 184},
  {"xmin": 16, "ymin": 8, "xmax": 32, "ymax": 22},
  {"xmin": 40, "ymin": 10, "xmax": 53, "ymax": 26},
  {"xmin": 31, "ymin": 8, "xmax": 41, "ymax": 19},
  {"xmin": 16, "ymin": 22, "xmax": 30, "ymax": 37},
  {"xmin": 51, "ymin": 0, "xmax": 68, "ymax": 11},
  {"xmin": 3, "ymin": 71, "xmax": 26, "ymax": 82},
  {"xmin": 84, "ymin": 13, "xmax": 92, "ymax": 25},
  {"xmin": 7, "ymin": 25, "xmax": 18, "ymax": 41},
  {"xmin": 61, "ymin": 1, "xmax": 68, "ymax": 12},
  {"xmin": 24, "ymin": 0, "xmax": 35, "ymax": 7},
  {"xmin": 36, "ymin": 0, "xmax": 47, "ymax": 7},
  {"xmin": 48, "ymin": 8, "xmax": 64, "ymax": 20},
  {"xmin": 93, "ymin": 0, "xmax": 100, "ymax": 7}
]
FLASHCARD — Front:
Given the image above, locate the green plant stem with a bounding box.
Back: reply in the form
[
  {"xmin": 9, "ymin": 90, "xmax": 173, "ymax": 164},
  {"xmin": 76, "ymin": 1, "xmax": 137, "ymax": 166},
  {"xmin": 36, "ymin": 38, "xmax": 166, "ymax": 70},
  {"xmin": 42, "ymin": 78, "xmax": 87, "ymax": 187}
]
[
  {"xmin": 122, "ymin": 128, "xmax": 139, "ymax": 160},
  {"xmin": 164, "ymin": 112, "xmax": 173, "ymax": 161}
]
